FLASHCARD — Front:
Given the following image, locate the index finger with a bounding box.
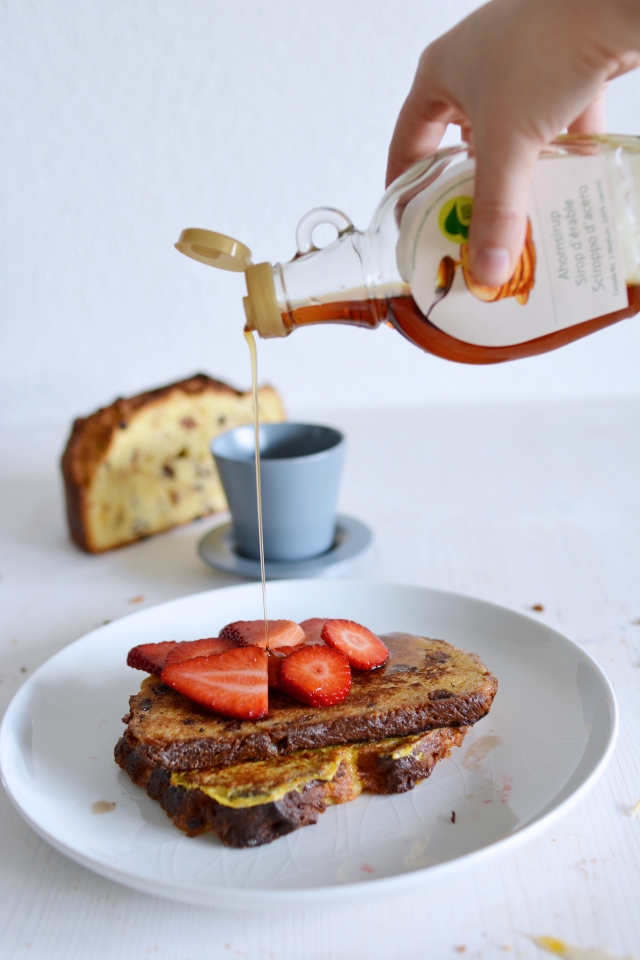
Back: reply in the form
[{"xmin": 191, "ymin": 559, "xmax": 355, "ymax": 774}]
[{"xmin": 386, "ymin": 91, "xmax": 459, "ymax": 187}]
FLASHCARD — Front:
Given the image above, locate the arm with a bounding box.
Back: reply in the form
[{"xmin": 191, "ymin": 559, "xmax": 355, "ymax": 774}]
[{"xmin": 387, "ymin": 0, "xmax": 640, "ymax": 286}]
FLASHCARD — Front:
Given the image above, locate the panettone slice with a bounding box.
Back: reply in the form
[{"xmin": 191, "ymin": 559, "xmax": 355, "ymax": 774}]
[{"xmin": 61, "ymin": 373, "xmax": 285, "ymax": 552}]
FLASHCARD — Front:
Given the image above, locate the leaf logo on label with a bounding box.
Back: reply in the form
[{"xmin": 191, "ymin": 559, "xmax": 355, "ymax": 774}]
[{"xmin": 439, "ymin": 196, "xmax": 474, "ymax": 243}]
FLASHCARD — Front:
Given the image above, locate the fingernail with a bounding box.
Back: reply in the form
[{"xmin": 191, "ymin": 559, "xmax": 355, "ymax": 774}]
[{"xmin": 474, "ymin": 248, "xmax": 510, "ymax": 286}]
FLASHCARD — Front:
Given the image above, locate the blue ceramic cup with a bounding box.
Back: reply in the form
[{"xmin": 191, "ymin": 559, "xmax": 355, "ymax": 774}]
[{"xmin": 211, "ymin": 423, "xmax": 345, "ymax": 562}]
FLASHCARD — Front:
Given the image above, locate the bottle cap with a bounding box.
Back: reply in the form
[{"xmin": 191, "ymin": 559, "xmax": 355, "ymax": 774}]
[
  {"xmin": 174, "ymin": 228, "xmax": 252, "ymax": 272},
  {"xmin": 175, "ymin": 228, "xmax": 287, "ymax": 338}
]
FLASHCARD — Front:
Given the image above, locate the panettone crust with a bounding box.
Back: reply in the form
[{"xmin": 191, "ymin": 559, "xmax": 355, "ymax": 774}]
[{"xmin": 61, "ymin": 373, "xmax": 285, "ymax": 552}]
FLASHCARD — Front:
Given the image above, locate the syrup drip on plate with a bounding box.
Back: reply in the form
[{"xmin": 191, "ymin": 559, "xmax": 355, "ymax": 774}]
[{"xmin": 244, "ymin": 329, "xmax": 269, "ymax": 649}]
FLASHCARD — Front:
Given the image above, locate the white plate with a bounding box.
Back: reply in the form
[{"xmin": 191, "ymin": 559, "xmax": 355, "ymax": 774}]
[{"xmin": 0, "ymin": 580, "xmax": 617, "ymax": 910}]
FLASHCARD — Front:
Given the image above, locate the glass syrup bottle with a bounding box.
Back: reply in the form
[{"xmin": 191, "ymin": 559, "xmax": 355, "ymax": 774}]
[{"xmin": 176, "ymin": 134, "xmax": 640, "ymax": 364}]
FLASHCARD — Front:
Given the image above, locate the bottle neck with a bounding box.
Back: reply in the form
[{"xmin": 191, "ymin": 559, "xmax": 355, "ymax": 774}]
[{"xmin": 245, "ymin": 230, "xmax": 396, "ymax": 337}]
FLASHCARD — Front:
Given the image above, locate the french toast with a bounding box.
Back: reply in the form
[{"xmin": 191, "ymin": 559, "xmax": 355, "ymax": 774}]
[
  {"xmin": 121, "ymin": 633, "xmax": 496, "ymax": 771},
  {"xmin": 116, "ymin": 632, "xmax": 496, "ymax": 847},
  {"xmin": 115, "ymin": 726, "xmax": 467, "ymax": 847}
]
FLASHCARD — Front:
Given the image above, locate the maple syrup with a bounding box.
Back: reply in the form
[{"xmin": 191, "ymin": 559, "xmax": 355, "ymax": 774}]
[
  {"xmin": 378, "ymin": 633, "xmax": 437, "ymax": 675},
  {"xmin": 244, "ymin": 329, "xmax": 269, "ymax": 649},
  {"xmin": 388, "ymin": 288, "xmax": 640, "ymax": 363},
  {"xmin": 282, "ymin": 286, "xmax": 640, "ymax": 363}
]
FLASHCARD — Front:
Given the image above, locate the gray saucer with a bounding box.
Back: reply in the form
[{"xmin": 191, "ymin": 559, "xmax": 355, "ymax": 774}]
[{"xmin": 198, "ymin": 514, "xmax": 373, "ymax": 580}]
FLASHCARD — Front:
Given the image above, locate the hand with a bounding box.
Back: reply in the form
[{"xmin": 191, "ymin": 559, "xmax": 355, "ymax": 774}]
[{"xmin": 387, "ymin": 0, "xmax": 640, "ymax": 286}]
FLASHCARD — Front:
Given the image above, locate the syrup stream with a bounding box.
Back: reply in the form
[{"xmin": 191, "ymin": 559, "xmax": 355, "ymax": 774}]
[{"xmin": 244, "ymin": 329, "xmax": 269, "ymax": 649}]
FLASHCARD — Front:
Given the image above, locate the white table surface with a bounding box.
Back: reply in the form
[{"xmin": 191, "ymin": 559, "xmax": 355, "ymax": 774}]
[{"xmin": 0, "ymin": 398, "xmax": 639, "ymax": 959}]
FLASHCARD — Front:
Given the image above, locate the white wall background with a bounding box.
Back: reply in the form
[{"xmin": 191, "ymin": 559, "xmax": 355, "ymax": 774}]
[{"xmin": 1, "ymin": 0, "xmax": 640, "ymax": 425}]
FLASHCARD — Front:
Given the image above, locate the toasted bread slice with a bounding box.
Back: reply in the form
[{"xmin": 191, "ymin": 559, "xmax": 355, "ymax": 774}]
[
  {"xmin": 115, "ymin": 726, "xmax": 467, "ymax": 847},
  {"xmin": 122, "ymin": 633, "xmax": 496, "ymax": 771}
]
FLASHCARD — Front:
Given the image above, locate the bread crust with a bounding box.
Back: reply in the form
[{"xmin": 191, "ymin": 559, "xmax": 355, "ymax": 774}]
[
  {"xmin": 61, "ymin": 373, "xmax": 283, "ymax": 552},
  {"xmin": 355, "ymin": 727, "xmax": 466, "ymax": 793}
]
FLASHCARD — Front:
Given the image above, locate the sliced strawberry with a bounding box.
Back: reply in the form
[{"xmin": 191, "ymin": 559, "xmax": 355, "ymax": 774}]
[
  {"xmin": 220, "ymin": 619, "xmax": 306, "ymax": 651},
  {"xmin": 164, "ymin": 637, "xmax": 235, "ymax": 668},
  {"xmin": 321, "ymin": 619, "xmax": 389, "ymax": 670},
  {"xmin": 279, "ymin": 645, "xmax": 351, "ymax": 707},
  {"xmin": 299, "ymin": 618, "xmax": 328, "ymax": 644},
  {"xmin": 127, "ymin": 640, "xmax": 177, "ymax": 676},
  {"xmin": 161, "ymin": 647, "xmax": 268, "ymax": 720}
]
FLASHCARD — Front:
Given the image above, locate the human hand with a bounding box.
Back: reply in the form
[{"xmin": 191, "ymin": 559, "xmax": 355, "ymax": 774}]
[{"xmin": 387, "ymin": 0, "xmax": 640, "ymax": 286}]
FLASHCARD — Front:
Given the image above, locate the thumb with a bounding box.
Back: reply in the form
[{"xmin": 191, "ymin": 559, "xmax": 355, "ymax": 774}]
[{"xmin": 468, "ymin": 135, "xmax": 539, "ymax": 287}]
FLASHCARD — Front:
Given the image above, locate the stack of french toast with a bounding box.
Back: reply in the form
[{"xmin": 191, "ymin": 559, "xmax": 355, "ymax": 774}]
[{"xmin": 115, "ymin": 617, "xmax": 497, "ymax": 848}]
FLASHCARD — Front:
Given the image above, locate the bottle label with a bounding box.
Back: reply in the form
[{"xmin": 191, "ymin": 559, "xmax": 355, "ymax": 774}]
[{"xmin": 396, "ymin": 155, "xmax": 628, "ymax": 347}]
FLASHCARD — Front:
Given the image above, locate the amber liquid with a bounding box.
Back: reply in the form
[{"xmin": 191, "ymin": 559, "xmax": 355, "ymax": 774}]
[
  {"xmin": 284, "ymin": 286, "xmax": 640, "ymax": 364},
  {"xmin": 244, "ymin": 330, "xmax": 269, "ymax": 649}
]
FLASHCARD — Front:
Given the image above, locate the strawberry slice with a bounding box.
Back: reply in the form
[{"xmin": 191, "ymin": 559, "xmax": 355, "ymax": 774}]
[
  {"xmin": 279, "ymin": 645, "xmax": 351, "ymax": 707},
  {"xmin": 321, "ymin": 619, "xmax": 389, "ymax": 670},
  {"xmin": 220, "ymin": 619, "xmax": 306, "ymax": 651},
  {"xmin": 161, "ymin": 647, "xmax": 268, "ymax": 720},
  {"xmin": 299, "ymin": 618, "xmax": 328, "ymax": 644},
  {"xmin": 164, "ymin": 637, "xmax": 235, "ymax": 669},
  {"xmin": 127, "ymin": 640, "xmax": 177, "ymax": 676}
]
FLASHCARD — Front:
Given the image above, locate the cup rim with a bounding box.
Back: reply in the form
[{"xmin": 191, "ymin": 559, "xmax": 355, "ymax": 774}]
[{"xmin": 210, "ymin": 422, "xmax": 345, "ymax": 464}]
